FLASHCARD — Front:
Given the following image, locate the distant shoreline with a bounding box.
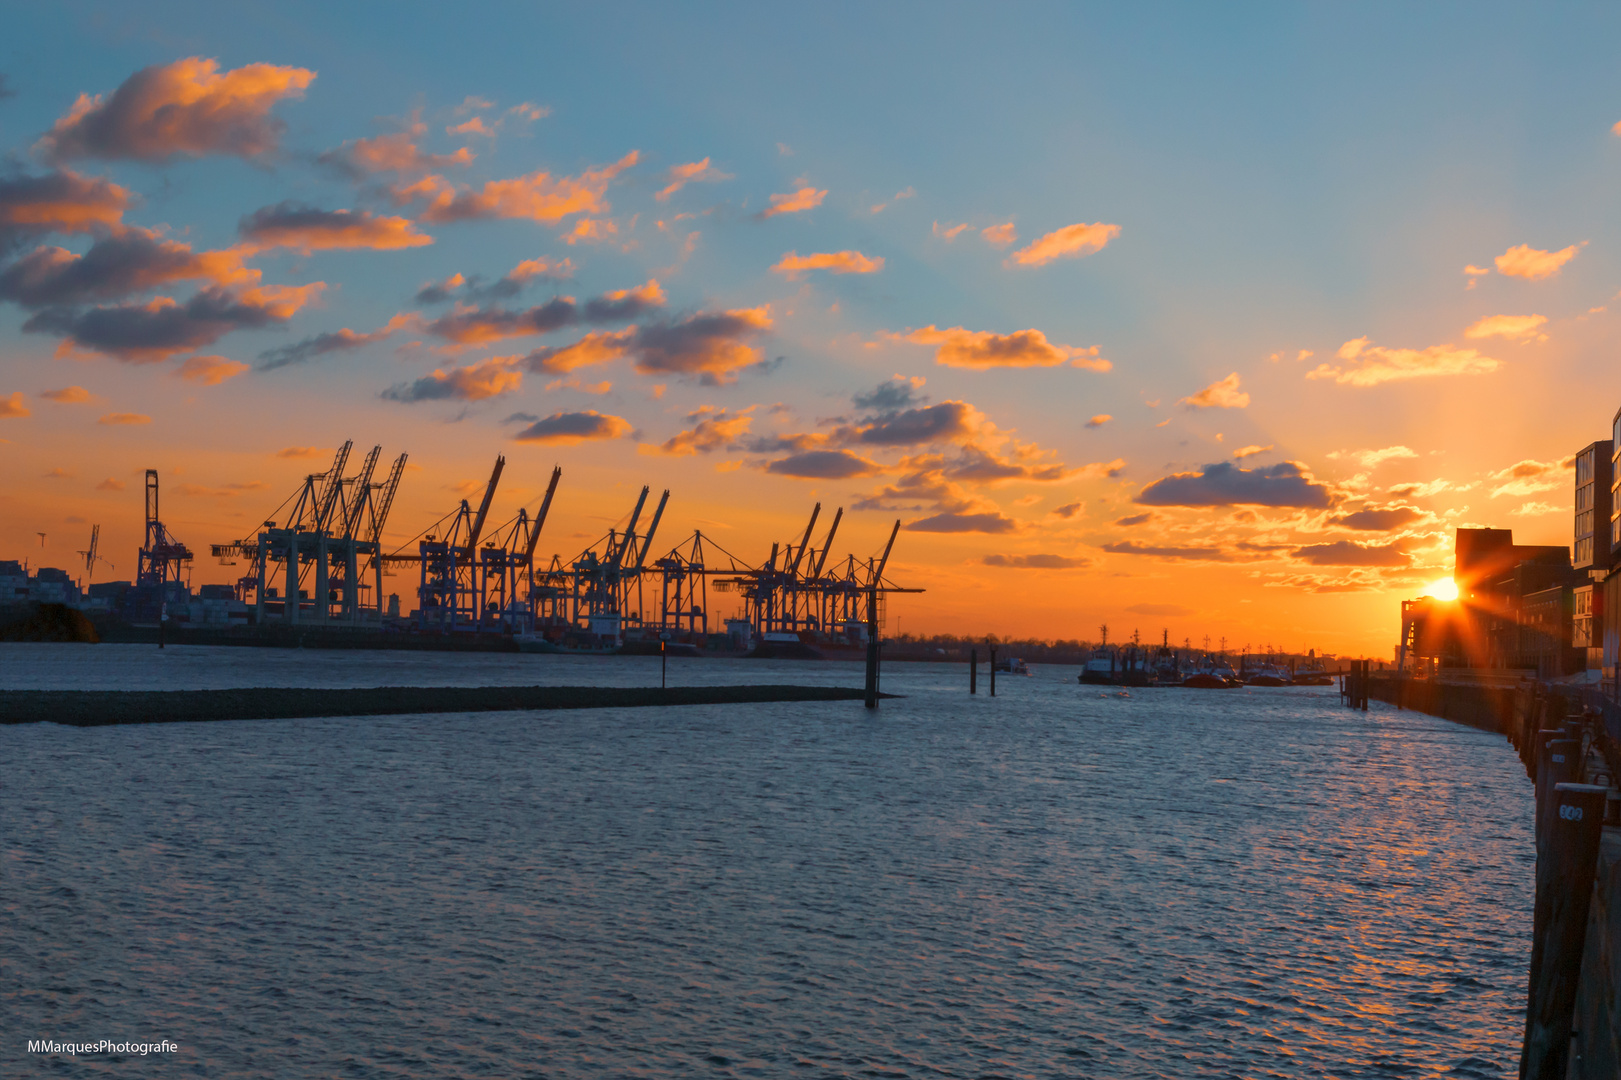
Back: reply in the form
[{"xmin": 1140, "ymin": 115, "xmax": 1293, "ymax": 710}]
[{"xmin": 1, "ymin": 684, "xmax": 893, "ymax": 727}]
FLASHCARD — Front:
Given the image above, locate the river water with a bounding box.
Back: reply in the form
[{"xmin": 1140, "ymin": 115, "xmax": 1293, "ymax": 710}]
[{"xmin": 2, "ymin": 645, "xmax": 1532, "ymax": 1077}]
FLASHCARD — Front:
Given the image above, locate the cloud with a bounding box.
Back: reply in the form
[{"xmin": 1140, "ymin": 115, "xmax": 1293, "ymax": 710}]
[
  {"xmin": 771, "ymin": 250, "xmax": 884, "ymax": 279},
  {"xmin": 868, "ymin": 187, "xmax": 914, "ymax": 214},
  {"xmin": 1328, "ymin": 504, "xmax": 1425, "ymax": 531},
  {"xmin": 853, "ymin": 375, "xmax": 926, "ymax": 412},
  {"xmin": 1290, "ymin": 539, "xmax": 1410, "ymax": 567},
  {"xmin": 907, "ymin": 511, "xmax": 1018, "ymax": 533},
  {"xmin": 1511, "ymin": 501, "xmax": 1563, "ymax": 517},
  {"xmin": 408, "ymin": 152, "xmax": 638, "ymax": 224},
  {"xmin": 257, "ymin": 312, "xmax": 415, "ymax": 370},
  {"xmin": 0, "ymin": 170, "xmax": 130, "ymax": 251},
  {"xmin": 625, "ymin": 305, "xmax": 773, "ymax": 384},
  {"xmin": 27, "ymin": 283, "xmax": 324, "ymax": 362},
  {"xmin": 512, "ymin": 409, "xmax": 632, "ymax": 445},
  {"xmin": 758, "ymin": 187, "xmax": 826, "ymax": 219},
  {"xmin": 98, "ymin": 412, "xmax": 150, "ymax": 425},
  {"xmin": 96, "ymin": 477, "xmax": 125, "ymax": 490},
  {"xmin": 0, "ymin": 391, "xmax": 28, "ymax": 418},
  {"xmin": 1463, "ymin": 263, "xmax": 1492, "ymax": 288},
  {"xmin": 1306, "ymin": 337, "xmax": 1499, "ymax": 386},
  {"xmin": 1233, "ymin": 444, "xmax": 1272, "ymax": 459},
  {"xmin": 415, "ymin": 256, "xmax": 573, "ymax": 304},
  {"xmin": 175, "ymin": 354, "xmax": 247, "ymax": 384},
  {"xmin": 982, "ymin": 553, "xmax": 1091, "ymax": 568},
  {"xmin": 519, "ymin": 328, "xmax": 635, "ymax": 374},
  {"xmin": 1494, "ymin": 242, "xmax": 1582, "ymax": 281},
  {"xmin": 894, "ymin": 325, "xmax": 1110, "ymax": 371},
  {"xmin": 563, "ymin": 217, "xmax": 620, "ymax": 246},
  {"xmin": 656, "ymin": 157, "xmax": 732, "ymax": 201},
  {"xmin": 765, "ymin": 449, "xmax": 881, "ymax": 479},
  {"xmin": 1113, "ymin": 512, "xmax": 1155, "ymax": 526},
  {"xmin": 421, "ymin": 281, "xmax": 662, "ymax": 347},
  {"xmin": 0, "ymin": 228, "xmax": 255, "ymax": 307},
  {"xmin": 850, "ymin": 401, "xmax": 980, "ymax": 447},
  {"xmin": 38, "ymin": 57, "xmax": 314, "ymax": 163},
  {"xmin": 1328, "ymin": 445, "xmax": 1417, "ymax": 469},
  {"xmin": 1136, "ymin": 460, "xmax": 1335, "ymax": 508},
  {"xmin": 932, "ymin": 221, "xmax": 969, "ymax": 240},
  {"xmin": 981, "ymin": 222, "xmax": 1017, "ymax": 247},
  {"xmin": 238, "ymin": 203, "xmax": 432, "ymax": 253},
  {"xmin": 318, "ymin": 120, "xmax": 473, "ymax": 178},
  {"xmin": 381, "ymin": 356, "xmax": 522, "ymax": 402},
  {"xmin": 1101, "ymin": 541, "xmax": 1236, "ymax": 561},
  {"xmin": 446, "ymin": 117, "xmax": 496, "ymax": 137},
  {"xmin": 1126, "ymin": 603, "xmax": 1193, "ymax": 617},
  {"xmin": 276, "ymin": 446, "xmax": 326, "ymax": 458},
  {"xmin": 1051, "ymin": 502, "xmax": 1083, "ymax": 518},
  {"xmin": 583, "ymin": 279, "xmax": 666, "ymax": 322},
  {"xmin": 1464, "ymin": 313, "xmax": 1548, "ymax": 341},
  {"xmin": 1085, "ymin": 414, "xmax": 1111, "ymax": 428},
  {"xmin": 1179, "ymin": 372, "xmax": 1249, "ymax": 409},
  {"xmin": 40, "ymin": 386, "xmax": 91, "ymax": 402},
  {"xmin": 651, "ymin": 406, "xmax": 753, "ymax": 455},
  {"xmin": 1489, "ymin": 456, "xmax": 1572, "ymax": 498},
  {"xmin": 1076, "ymin": 458, "xmax": 1128, "ymax": 478},
  {"xmin": 1007, "ymin": 222, "xmax": 1119, "ymax": 267}
]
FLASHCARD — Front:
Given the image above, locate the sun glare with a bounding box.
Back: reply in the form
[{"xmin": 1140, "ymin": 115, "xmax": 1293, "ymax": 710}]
[{"xmin": 1422, "ymin": 577, "xmax": 1459, "ymax": 601}]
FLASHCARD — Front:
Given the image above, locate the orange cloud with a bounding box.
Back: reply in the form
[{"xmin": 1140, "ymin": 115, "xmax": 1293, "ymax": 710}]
[
  {"xmin": 0, "ymin": 170, "xmax": 130, "ymax": 244},
  {"xmin": 563, "ymin": 217, "xmax": 619, "ymax": 245},
  {"xmin": 1179, "ymin": 373, "xmax": 1250, "ymax": 409},
  {"xmin": 627, "ymin": 306, "xmax": 774, "ymax": 383},
  {"xmin": 411, "ymin": 152, "xmax": 639, "ymax": 224},
  {"xmin": 869, "ymin": 187, "xmax": 914, "ymax": 214},
  {"xmin": 981, "ymin": 222, "xmax": 1017, "ymax": 247},
  {"xmin": 649, "ymin": 406, "xmax": 754, "ymax": 455},
  {"xmin": 1085, "ymin": 414, "xmax": 1111, "ymax": 428},
  {"xmin": 656, "ymin": 157, "xmax": 733, "ymax": 201},
  {"xmin": 0, "ymin": 228, "xmax": 258, "ymax": 307},
  {"xmin": 758, "ymin": 187, "xmax": 826, "ymax": 219},
  {"xmin": 1464, "ymin": 313, "xmax": 1548, "ymax": 341},
  {"xmin": 276, "ymin": 446, "xmax": 327, "ymax": 459},
  {"xmin": 512, "ymin": 410, "xmax": 632, "ymax": 445},
  {"xmin": 932, "ymin": 221, "xmax": 969, "ymax": 240},
  {"xmin": 1306, "ymin": 337, "xmax": 1500, "ymax": 386},
  {"xmin": 446, "ymin": 117, "xmax": 496, "ymax": 137},
  {"xmin": 521, "ymin": 329, "xmax": 636, "ymax": 374},
  {"xmin": 0, "ymin": 392, "xmax": 28, "ymax": 418},
  {"xmin": 1233, "ymin": 444, "xmax": 1273, "ymax": 459},
  {"xmin": 319, "ymin": 119, "xmax": 474, "ymax": 177},
  {"xmin": 382, "ymin": 356, "xmax": 522, "ymax": 403},
  {"xmin": 96, "ymin": 477, "xmax": 126, "ymax": 490},
  {"xmin": 770, "ymin": 250, "xmax": 884, "ymax": 279},
  {"xmin": 238, "ymin": 203, "xmax": 433, "ymax": 253},
  {"xmin": 895, "ymin": 325, "xmax": 1111, "ymax": 371},
  {"xmin": 1494, "ymin": 242, "xmax": 1583, "ymax": 280},
  {"xmin": 30, "ymin": 283, "xmax": 324, "ymax": 363},
  {"xmin": 1007, "ymin": 222, "xmax": 1120, "ymax": 267},
  {"xmin": 39, "ymin": 57, "xmax": 315, "ymax": 162},
  {"xmin": 98, "ymin": 412, "xmax": 151, "ymax": 425},
  {"xmin": 175, "ymin": 354, "xmax": 248, "ymax": 385},
  {"xmin": 40, "ymin": 386, "xmax": 91, "ymax": 402}
]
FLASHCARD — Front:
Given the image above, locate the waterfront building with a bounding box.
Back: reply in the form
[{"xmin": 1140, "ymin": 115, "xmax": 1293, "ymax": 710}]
[{"xmin": 1574, "ymin": 439, "xmax": 1613, "ymax": 672}]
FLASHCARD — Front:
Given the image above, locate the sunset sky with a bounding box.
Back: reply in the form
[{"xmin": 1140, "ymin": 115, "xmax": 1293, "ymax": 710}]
[{"xmin": 4, "ymin": 4, "xmax": 1621, "ymax": 654}]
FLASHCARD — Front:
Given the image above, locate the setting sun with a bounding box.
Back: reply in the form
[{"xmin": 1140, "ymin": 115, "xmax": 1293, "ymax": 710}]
[{"xmin": 1421, "ymin": 577, "xmax": 1460, "ymax": 602}]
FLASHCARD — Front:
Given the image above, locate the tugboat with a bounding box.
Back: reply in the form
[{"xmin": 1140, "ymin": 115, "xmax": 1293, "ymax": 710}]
[
  {"xmin": 1245, "ymin": 653, "xmax": 1291, "ymax": 687},
  {"xmin": 1152, "ymin": 630, "xmax": 1182, "ymax": 686},
  {"xmin": 1291, "ymin": 649, "xmax": 1333, "ymax": 686},
  {"xmin": 994, "ymin": 656, "xmax": 1031, "ymax": 675},
  {"xmin": 1117, "ymin": 629, "xmax": 1154, "ymax": 687},
  {"xmin": 1182, "ymin": 654, "xmax": 1242, "ymax": 689},
  {"xmin": 1078, "ymin": 624, "xmax": 1118, "ymax": 685}
]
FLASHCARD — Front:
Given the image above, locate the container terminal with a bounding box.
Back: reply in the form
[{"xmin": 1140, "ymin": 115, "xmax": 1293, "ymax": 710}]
[{"xmin": 1, "ymin": 440, "xmax": 922, "ymax": 656}]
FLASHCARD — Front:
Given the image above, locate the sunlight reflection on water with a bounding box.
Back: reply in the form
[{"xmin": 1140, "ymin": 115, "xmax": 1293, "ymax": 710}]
[{"xmin": 2, "ymin": 645, "xmax": 1532, "ymax": 1077}]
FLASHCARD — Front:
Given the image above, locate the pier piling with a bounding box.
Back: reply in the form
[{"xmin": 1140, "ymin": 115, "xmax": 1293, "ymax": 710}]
[
  {"xmin": 990, "ymin": 647, "xmax": 997, "ymax": 697},
  {"xmin": 1521, "ymin": 782, "xmax": 1609, "ymax": 1080},
  {"xmin": 970, "ymin": 648, "xmax": 977, "ymax": 695},
  {"xmin": 1538, "ymin": 740, "xmax": 1579, "ymax": 850}
]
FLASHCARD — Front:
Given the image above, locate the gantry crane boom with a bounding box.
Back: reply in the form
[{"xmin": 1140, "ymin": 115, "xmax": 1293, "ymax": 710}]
[
  {"xmin": 636, "ymin": 489, "xmax": 670, "ymax": 570},
  {"xmin": 341, "ymin": 446, "xmax": 381, "ymax": 540},
  {"xmin": 873, "ymin": 519, "xmax": 901, "ymax": 586},
  {"xmin": 523, "ymin": 467, "xmax": 562, "ymax": 565},
  {"xmin": 369, "ymin": 453, "xmax": 407, "ymax": 550},
  {"xmin": 787, "ymin": 503, "xmax": 820, "ymax": 578},
  {"xmin": 314, "ymin": 441, "xmax": 353, "ymax": 532},
  {"xmin": 609, "ymin": 486, "xmax": 650, "ymax": 571},
  {"xmin": 464, "ymin": 455, "xmax": 505, "ymax": 553},
  {"xmin": 812, "ymin": 507, "xmax": 842, "ymax": 579}
]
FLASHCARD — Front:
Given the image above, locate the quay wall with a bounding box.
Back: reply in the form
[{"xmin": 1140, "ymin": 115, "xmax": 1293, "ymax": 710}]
[{"xmin": 1367, "ymin": 675, "xmax": 1620, "ymax": 1078}]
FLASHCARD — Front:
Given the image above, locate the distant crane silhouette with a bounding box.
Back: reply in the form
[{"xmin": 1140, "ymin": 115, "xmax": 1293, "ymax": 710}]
[
  {"xmin": 77, "ymin": 524, "xmax": 111, "ymax": 585},
  {"xmin": 37, "ymin": 532, "xmax": 46, "ymax": 548}
]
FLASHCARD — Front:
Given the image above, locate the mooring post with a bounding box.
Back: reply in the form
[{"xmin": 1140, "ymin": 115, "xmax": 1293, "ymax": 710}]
[
  {"xmin": 990, "ymin": 647, "xmax": 997, "ymax": 697},
  {"xmin": 970, "ymin": 648, "xmax": 977, "ymax": 694},
  {"xmin": 1537, "ymin": 739, "xmax": 1580, "ymax": 852},
  {"xmin": 661, "ymin": 639, "xmax": 667, "ymax": 690},
  {"xmin": 1520, "ymin": 782, "xmax": 1608, "ymax": 1080}
]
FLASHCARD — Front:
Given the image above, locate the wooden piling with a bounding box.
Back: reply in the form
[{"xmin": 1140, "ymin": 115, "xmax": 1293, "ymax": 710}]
[
  {"xmin": 1537, "ymin": 739, "xmax": 1579, "ymax": 853},
  {"xmin": 990, "ymin": 646, "xmax": 997, "ymax": 697},
  {"xmin": 1520, "ymin": 782, "xmax": 1609, "ymax": 1080},
  {"xmin": 970, "ymin": 648, "xmax": 977, "ymax": 695}
]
